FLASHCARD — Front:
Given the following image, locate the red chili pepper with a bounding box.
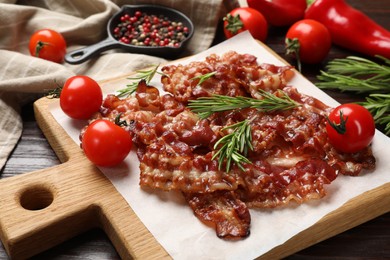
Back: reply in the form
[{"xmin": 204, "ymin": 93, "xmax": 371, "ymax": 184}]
[
  {"xmin": 305, "ymin": 0, "xmax": 390, "ymax": 59},
  {"xmin": 247, "ymin": 0, "xmax": 307, "ymax": 27}
]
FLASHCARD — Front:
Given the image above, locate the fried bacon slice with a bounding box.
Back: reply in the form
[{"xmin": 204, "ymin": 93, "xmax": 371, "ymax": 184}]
[
  {"xmin": 81, "ymin": 51, "xmax": 376, "ymax": 239},
  {"xmin": 184, "ymin": 191, "xmax": 251, "ymax": 239}
]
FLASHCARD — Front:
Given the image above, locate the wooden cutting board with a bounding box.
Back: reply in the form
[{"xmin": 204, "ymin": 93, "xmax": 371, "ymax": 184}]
[{"xmin": 0, "ymin": 60, "xmax": 389, "ymax": 260}]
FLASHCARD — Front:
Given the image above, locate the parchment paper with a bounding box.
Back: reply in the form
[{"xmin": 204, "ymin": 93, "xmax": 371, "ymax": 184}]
[{"xmin": 50, "ymin": 32, "xmax": 390, "ymax": 259}]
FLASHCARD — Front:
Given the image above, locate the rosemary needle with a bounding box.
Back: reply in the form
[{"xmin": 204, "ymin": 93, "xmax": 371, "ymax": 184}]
[{"xmin": 191, "ymin": 71, "xmax": 217, "ymax": 86}]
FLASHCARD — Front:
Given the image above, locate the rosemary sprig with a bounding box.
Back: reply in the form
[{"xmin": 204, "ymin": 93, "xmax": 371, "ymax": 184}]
[
  {"xmin": 213, "ymin": 119, "xmax": 253, "ymax": 172},
  {"xmin": 188, "ymin": 89, "xmax": 299, "ymax": 119},
  {"xmin": 360, "ymin": 93, "xmax": 390, "ymax": 135},
  {"xmin": 116, "ymin": 64, "xmax": 163, "ymax": 97},
  {"xmin": 316, "ymin": 56, "xmax": 390, "ymax": 93}
]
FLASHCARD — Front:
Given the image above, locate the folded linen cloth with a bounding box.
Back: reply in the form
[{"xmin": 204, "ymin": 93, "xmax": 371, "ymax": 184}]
[{"xmin": 0, "ymin": 0, "xmax": 231, "ymax": 171}]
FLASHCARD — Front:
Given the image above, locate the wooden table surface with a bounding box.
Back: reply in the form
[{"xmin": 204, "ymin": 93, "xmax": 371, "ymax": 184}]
[{"xmin": 1, "ymin": 0, "xmax": 389, "ymax": 259}]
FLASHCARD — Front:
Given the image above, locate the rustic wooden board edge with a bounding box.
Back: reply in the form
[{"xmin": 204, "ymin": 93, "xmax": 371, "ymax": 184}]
[
  {"xmin": 33, "ymin": 97, "xmax": 170, "ymax": 260},
  {"xmin": 0, "ymin": 97, "xmax": 170, "ymax": 259},
  {"xmin": 260, "ymin": 182, "xmax": 390, "ymax": 259}
]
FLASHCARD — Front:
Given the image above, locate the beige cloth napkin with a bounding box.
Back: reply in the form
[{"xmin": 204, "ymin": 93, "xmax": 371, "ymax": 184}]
[{"xmin": 0, "ymin": 0, "xmax": 232, "ymax": 170}]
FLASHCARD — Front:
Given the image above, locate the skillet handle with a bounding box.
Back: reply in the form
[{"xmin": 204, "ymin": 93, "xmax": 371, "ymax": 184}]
[{"xmin": 65, "ymin": 37, "xmax": 120, "ymax": 64}]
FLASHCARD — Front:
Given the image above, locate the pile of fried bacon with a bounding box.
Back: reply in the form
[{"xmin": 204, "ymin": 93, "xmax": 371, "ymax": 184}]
[{"xmin": 83, "ymin": 51, "xmax": 375, "ymax": 239}]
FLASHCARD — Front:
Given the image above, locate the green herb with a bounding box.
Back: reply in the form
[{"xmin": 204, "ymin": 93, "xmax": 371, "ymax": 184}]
[
  {"xmin": 188, "ymin": 89, "xmax": 299, "ymax": 119},
  {"xmin": 360, "ymin": 93, "xmax": 390, "ymax": 135},
  {"xmin": 116, "ymin": 64, "xmax": 163, "ymax": 97},
  {"xmin": 316, "ymin": 56, "xmax": 390, "ymax": 93},
  {"xmin": 191, "ymin": 71, "xmax": 217, "ymax": 86},
  {"xmin": 213, "ymin": 119, "xmax": 253, "ymax": 172}
]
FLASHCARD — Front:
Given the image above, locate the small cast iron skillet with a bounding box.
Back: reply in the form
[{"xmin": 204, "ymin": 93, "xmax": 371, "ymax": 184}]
[{"xmin": 65, "ymin": 5, "xmax": 194, "ymax": 64}]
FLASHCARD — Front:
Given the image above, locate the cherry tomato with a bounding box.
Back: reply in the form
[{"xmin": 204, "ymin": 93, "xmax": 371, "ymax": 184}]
[
  {"xmin": 60, "ymin": 75, "xmax": 103, "ymax": 120},
  {"xmin": 29, "ymin": 29, "xmax": 67, "ymax": 63},
  {"xmin": 285, "ymin": 19, "xmax": 331, "ymax": 70},
  {"xmin": 326, "ymin": 103, "xmax": 375, "ymax": 153},
  {"xmin": 82, "ymin": 119, "xmax": 133, "ymax": 167},
  {"xmin": 223, "ymin": 7, "xmax": 268, "ymax": 42}
]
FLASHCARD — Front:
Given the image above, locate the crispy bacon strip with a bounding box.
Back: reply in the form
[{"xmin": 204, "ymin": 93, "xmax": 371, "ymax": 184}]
[{"xmin": 184, "ymin": 191, "xmax": 251, "ymax": 239}]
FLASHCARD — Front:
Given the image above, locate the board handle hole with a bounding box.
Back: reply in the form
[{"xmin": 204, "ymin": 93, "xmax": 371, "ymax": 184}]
[{"xmin": 19, "ymin": 185, "xmax": 54, "ymax": 211}]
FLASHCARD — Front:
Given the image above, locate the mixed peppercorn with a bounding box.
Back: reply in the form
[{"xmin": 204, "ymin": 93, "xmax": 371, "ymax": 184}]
[{"xmin": 113, "ymin": 11, "xmax": 190, "ymax": 47}]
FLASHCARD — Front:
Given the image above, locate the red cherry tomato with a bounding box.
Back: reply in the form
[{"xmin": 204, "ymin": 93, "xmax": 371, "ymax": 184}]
[
  {"xmin": 223, "ymin": 7, "xmax": 268, "ymax": 42},
  {"xmin": 60, "ymin": 76, "xmax": 103, "ymax": 120},
  {"xmin": 82, "ymin": 119, "xmax": 133, "ymax": 167},
  {"xmin": 29, "ymin": 29, "xmax": 67, "ymax": 63},
  {"xmin": 326, "ymin": 103, "xmax": 375, "ymax": 153},
  {"xmin": 285, "ymin": 19, "xmax": 331, "ymax": 70}
]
